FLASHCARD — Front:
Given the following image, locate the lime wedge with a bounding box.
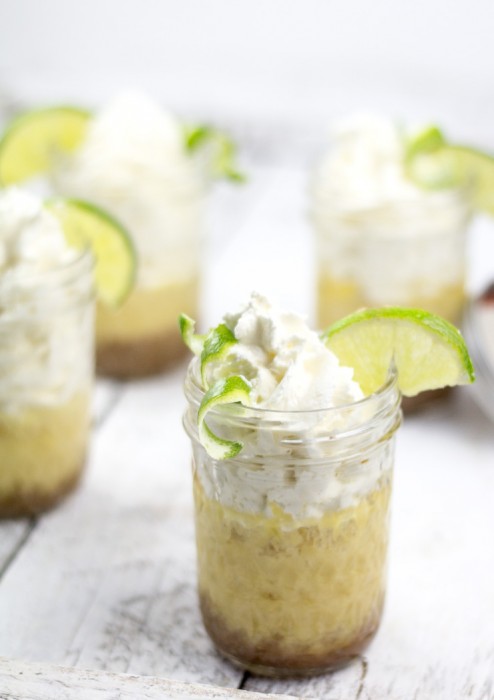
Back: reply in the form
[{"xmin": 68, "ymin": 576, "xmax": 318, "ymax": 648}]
[
  {"xmin": 197, "ymin": 375, "xmax": 252, "ymax": 460},
  {"xmin": 322, "ymin": 307, "xmax": 475, "ymax": 396},
  {"xmin": 0, "ymin": 107, "xmax": 90, "ymax": 185},
  {"xmin": 200, "ymin": 323, "xmax": 238, "ymax": 386},
  {"xmin": 46, "ymin": 198, "xmax": 136, "ymax": 307},
  {"xmin": 184, "ymin": 124, "xmax": 245, "ymax": 182},
  {"xmin": 179, "ymin": 313, "xmax": 205, "ymax": 356},
  {"xmin": 405, "ymin": 126, "xmax": 494, "ymax": 215}
]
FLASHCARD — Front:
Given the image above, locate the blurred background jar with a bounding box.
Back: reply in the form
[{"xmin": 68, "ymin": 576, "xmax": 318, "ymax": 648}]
[
  {"xmin": 53, "ymin": 91, "xmax": 207, "ymax": 379},
  {"xmin": 0, "ymin": 188, "xmax": 93, "ymax": 518},
  {"xmin": 311, "ymin": 115, "xmax": 472, "ymax": 329}
]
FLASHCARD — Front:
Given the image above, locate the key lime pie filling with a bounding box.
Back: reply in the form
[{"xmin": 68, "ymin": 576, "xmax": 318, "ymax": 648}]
[
  {"xmin": 183, "ymin": 293, "xmax": 401, "ymax": 675},
  {"xmin": 54, "ymin": 91, "xmax": 205, "ymax": 378},
  {"xmin": 312, "ymin": 115, "xmax": 472, "ymax": 329},
  {"xmin": 0, "ymin": 189, "xmax": 93, "ymax": 517}
]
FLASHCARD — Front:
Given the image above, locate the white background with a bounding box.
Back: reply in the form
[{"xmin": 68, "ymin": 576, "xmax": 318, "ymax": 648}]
[{"xmin": 1, "ymin": 0, "xmax": 494, "ymax": 144}]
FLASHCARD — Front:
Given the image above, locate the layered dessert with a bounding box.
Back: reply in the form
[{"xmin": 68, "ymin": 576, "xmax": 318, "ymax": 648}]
[
  {"xmin": 0, "ymin": 189, "xmax": 93, "ymax": 517},
  {"xmin": 312, "ymin": 115, "xmax": 471, "ymax": 328},
  {"xmin": 184, "ymin": 293, "xmax": 401, "ymax": 675},
  {"xmin": 54, "ymin": 91, "xmax": 205, "ymax": 378}
]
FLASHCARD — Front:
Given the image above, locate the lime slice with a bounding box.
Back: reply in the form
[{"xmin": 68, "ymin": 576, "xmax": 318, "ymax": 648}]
[
  {"xmin": 179, "ymin": 313, "xmax": 205, "ymax": 356},
  {"xmin": 322, "ymin": 307, "xmax": 475, "ymax": 396},
  {"xmin": 46, "ymin": 198, "xmax": 136, "ymax": 307},
  {"xmin": 200, "ymin": 323, "xmax": 238, "ymax": 386},
  {"xmin": 0, "ymin": 106, "xmax": 90, "ymax": 185},
  {"xmin": 184, "ymin": 124, "xmax": 245, "ymax": 182},
  {"xmin": 197, "ymin": 375, "xmax": 252, "ymax": 460},
  {"xmin": 405, "ymin": 126, "xmax": 494, "ymax": 215}
]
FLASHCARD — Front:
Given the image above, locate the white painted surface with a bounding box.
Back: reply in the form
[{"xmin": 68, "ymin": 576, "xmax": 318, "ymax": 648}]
[
  {"xmin": 1, "ymin": 0, "xmax": 494, "ymax": 147},
  {"xmin": 0, "ymin": 658, "xmax": 299, "ymax": 700}
]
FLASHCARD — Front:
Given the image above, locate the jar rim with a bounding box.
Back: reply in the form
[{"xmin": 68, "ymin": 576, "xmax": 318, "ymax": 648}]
[{"xmin": 185, "ymin": 356, "xmax": 400, "ymax": 420}]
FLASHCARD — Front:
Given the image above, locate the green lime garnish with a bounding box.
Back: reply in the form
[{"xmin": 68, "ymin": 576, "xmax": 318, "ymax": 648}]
[
  {"xmin": 322, "ymin": 307, "xmax": 475, "ymax": 396},
  {"xmin": 199, "ymin": 323, "xmax": 238, "ymax": 387},
  {"xmin": 184, "ymin": 124, "xmax": 245, "ymax": 182},
  {"xmin": 46, "ymin": 198, "xmax": 136, "ymax": 307},
  {"xmin": 179, "ymin": 313, "xmax": 205, "ymax": 356},
  {"xmin": 405, "ymin": 125, "xmax": 494, "ymax": 214},
  {"xmin": 197, "ymin": 375, "xmax": 252, "ymax": 460},
  {"xmin": 0, "ymin": 106, "xmax": 90, "ymax": 185}
]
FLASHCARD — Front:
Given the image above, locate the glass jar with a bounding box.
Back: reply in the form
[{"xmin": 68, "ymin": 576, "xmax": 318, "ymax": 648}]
[
  {"xmin": 184, "ymin": 359, "xmax": 402, "ymax": 677},
  {"xmin": 0, "ymin": 251, "xmax": 94, "ymax": 518},
  {"xmin": 312, "ymin": 192, "xmax": 472, "ymax": 329}
]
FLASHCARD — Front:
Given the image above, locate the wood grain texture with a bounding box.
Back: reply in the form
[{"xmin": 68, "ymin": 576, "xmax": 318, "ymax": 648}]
[
  {"xmin": 0, "ymin": 378, "xmax": 123, "ymax": 579},
  {"xmin": 0, "ymin": 658, "xmax": 301, "ymax": 700},
  {"xmin": 0, "ymin": 372, "xmax": 241, "ymax": 688}
]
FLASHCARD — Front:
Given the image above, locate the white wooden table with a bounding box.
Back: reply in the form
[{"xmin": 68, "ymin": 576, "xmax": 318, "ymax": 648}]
[{"xmin": 1, "ymin": 159, "xmax": 493, "ymax": 700}]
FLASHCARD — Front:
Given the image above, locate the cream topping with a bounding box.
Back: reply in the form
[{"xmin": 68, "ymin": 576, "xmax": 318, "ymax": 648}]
[
  {"xmin": 54, "ymin": 91, "xmax": 205, "ymax": 287},
  {"xmin": 0, "ymin": 188, "xmax": 92, "ymax": 412},
  {"xmin": 192, "ymin": 295, "xmax": 397, "ymax": 519},
  {"xmin": 218, "ymin": 292, "xmax": 364, "ymax": 409}
]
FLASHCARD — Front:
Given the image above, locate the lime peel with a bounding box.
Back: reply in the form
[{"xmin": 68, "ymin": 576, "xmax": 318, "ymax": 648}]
[
  {"xmin": 200, "ymin": 323, "xmax": 238, "ymax": 387},
  {"xmin": 405, "ymin": 125, "xmax": 494, "ymax": 214},
  {"xmin": 184, "ymin": 124, "xmax": 245, "ymax": 183},
  {"xmin": 198, "ymin": 375, "xmax": 252, "ymax": 460},
  {"xmin": 45, "ymin": 198, "xmax": 136, "ymax": 308},
  {"xmin": 179, "ymin": 314, "xmax": 205, "ymax": 356},
  {"xmin": 322, "ymin": 307, "xmax": 475, "ymax": 397}
]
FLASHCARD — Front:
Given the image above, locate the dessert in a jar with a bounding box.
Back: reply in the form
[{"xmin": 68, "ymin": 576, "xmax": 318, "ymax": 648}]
[
  {"xmin": 54, "ymin": 92, "xmax": 206, "ymax": 378},
  {"xmin": 183, "ymin": 293, "xmax": 401, "ymax": 675},
  {"xmin": 311, "ymin": 115, "xmax": 472, "ymax": 329},
  {"xmin": 182, "ymin": 293, "xmax": 474, "ymax": 676},
  {"xmin": 0, "ymin": 189, "xmax": 93, "ymax": 518}
]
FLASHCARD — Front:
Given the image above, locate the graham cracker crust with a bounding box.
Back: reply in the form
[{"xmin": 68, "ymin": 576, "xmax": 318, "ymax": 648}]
[
  {"xmin": 0, "ymin": 459, "xmax": 85, "ymax": 519},
  {"xmin": 96, "ymin": 327, "xmax": 188, "ymax": 379},
  {"xmin": 199, "ymin": 591, "xmax": 383, "ymax": 677}
]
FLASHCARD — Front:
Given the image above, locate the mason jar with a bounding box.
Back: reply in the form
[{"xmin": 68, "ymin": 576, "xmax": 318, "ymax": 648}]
[
  {"xmin": 0, "ymin": 250, "xmax": 94, "ymax": 518},
  {"xmin": 184, "ymin": 359, "xmax": 402, "ymax": 677},
  {"xmin": 312, "ymin": 191, "xmax": 472, "ymax": 330}
]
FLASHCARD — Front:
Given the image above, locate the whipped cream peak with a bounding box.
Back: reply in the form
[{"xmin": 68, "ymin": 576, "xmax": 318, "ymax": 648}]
[
  {"xmin": 0, "ymin": 188, "xmax": 76, "ymax": 280},
  {"xmin": 73, "ymin": 91, "xmax": 190, "ymax": 177},
  {"xmin": 216, "ymin": 293, "xmax": 363, "ymax": 409},
  {"xmin": 55, "ymin": 90, "xmax": 206, "ymax": 287},
  {"xmin": 313, "ymin": 113, "xmax": 466, "ymax": 218}
]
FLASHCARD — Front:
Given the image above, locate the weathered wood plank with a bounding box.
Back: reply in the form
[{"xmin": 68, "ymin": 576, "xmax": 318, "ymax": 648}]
[
  {"xmin": 0, "ymin": 380, "xmax": 124, "ymax": 579},
  {"xmin": 0, "ymin": 658, "xmax": 301, "ymax": 700},
  {"xmin": 246, "ymin": 391, "xmax": 494, "ymax": 699},
  {"xmin": 92, "ymin": 379, "xmax": 125, "ymax": 428},
  {"xmin": 0, "ymin": 522, "xmax": 34, "ymax": 575},
  {"xmin": 0, "ymin": 371, "xmax": 242, "ymax": 688}
]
